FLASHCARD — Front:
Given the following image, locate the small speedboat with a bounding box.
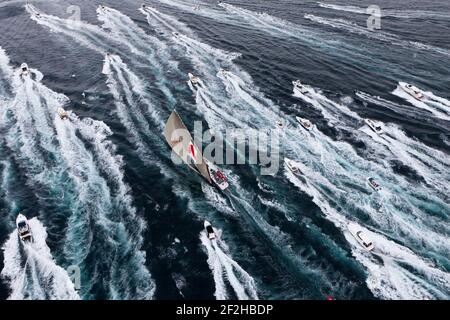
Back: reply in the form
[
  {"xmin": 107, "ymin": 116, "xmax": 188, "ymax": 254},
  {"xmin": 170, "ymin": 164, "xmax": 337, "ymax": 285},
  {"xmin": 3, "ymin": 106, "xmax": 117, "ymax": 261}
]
[
  {"xmin": 188, "ymin": 73, "xmax": 201, "ymax": 88},
  {"xmin": 20, "ymin": 63, "xmax": 29, "ymax": 77},
  {"xmin": 399, "ymin": 82, "xmax": 424, "ymax": 100},
  {"xmin": 348, "ymin": 222, "xmax": 374, "ymax": 251},
  {"xmin": 172, "ymin": 32, "xmax": 180, "ymax": 39},
  {"xmin": 218, "ymin": 68, "xmax": 230, "ymax": 77},
  {"xmin": 285, "ymin": 158, "xmax": 303, "ymax": 176},
  {"xmin": 16, "ymin": 214, "xmax": 33, "ymax": 243},
  {"xmin": 276, "ymin": 121, "xmax": 284, "ymax": 129},
  {"xmin": 193, "ymin": 5, "xmax": 201, "ymax": 11},
  {"xmin": 204, "ymin": 221, "xmax": 216, "ymax": 240},
  {"xmin": 367, "ymin": 177, "xmax": 382, "ymax": 192},
  {"xmin": 296, "ymin": 116, "xmax": 313, "ymax": 131},
  {"xmin": 364, "ymin": 118, "xmax": 383, "ymax": 135},
  {"xmin": 293, "ymin": 80, "xmax": 309, "ymax": 95},
  {"xmin": 57, "ymin": 107, "xmax": 69, "ymax": 120}
]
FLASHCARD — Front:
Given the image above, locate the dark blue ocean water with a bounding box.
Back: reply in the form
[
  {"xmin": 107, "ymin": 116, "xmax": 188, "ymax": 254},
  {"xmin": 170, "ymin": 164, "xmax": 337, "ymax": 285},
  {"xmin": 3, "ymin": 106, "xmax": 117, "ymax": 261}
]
[{"xmin": 0, "ymin": 0, "xmax": 449, "ymax": 300}]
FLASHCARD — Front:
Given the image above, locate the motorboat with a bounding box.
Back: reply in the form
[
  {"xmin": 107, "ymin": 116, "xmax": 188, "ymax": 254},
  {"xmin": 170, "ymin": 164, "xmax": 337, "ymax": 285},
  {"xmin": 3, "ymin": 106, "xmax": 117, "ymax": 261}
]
[
  {"xmin": 16, "ymin": 214, "xmax": 33, "ymax": 243},
  {"xmin": 172, "ymin": 32, "xmax": 180, "ymax": 39},
  {"xmin": 293, "ymin": 80, "xmax": 309, "ymax": 95},
  {"xmin": 276, "ymin": 121, "xmax": 284, "ymax": 129},
  {"xmin": 188, "ymin": 73, "xmax": 201, "ymax": 88},
  {"xmin": 347, "ymin": 222, "xmax": 374, "ymax": 251},
  {"xmin": 218, "ymin": 68, "xmax": 231, "ymax": 77},
  {"xmin": 20, "ymin": 63, "xmax": 29, "ymax": 77},
  {"xmin": 364, "ymin": 118, "xmax": 383, "ymax": 134},
  {"xmin": 193, "ymin": 5, "xmax": 201, "ymax": 11},
  {"xmin": 367, "ymin": 177, "xmax": 382, "ymax": 192},
  {"xmin": 296, "ymin": 116, "xmax": 313, "ymax": 131},
  {"xmin": 285, "ymin": 158, "xmax": 303, "ymax": 176},
  {"xmin": 399, "ymin": 82, "xmax": 424, "ymax": 100},
  {"xmin": 204, "ymin": 221, "xmax": 216, "ymax": 240},
  {"xmin": 57, "ymin": 107, "xmax": 69, "ymax": 120}
]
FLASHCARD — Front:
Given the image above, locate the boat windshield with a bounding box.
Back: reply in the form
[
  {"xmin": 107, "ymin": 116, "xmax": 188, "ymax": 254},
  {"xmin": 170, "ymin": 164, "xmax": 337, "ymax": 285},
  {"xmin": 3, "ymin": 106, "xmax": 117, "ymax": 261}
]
[
  {"xmin": 364, "ymin": 242, "xmax": 373, "ymax": 248},
  {"xmin": 206, "ymin": 226, "xmax": 214, "ymax": 234},
  {"xmin": 375, "ymin": 126, "xmax": 381, "ymax": 131},
  {"xmin": 22, "ymin": 67, "xmax": 27, "ymax": 71},
  {"xmin": 18, "ymin": 221, "xmax": 27, "ymax": 229}
]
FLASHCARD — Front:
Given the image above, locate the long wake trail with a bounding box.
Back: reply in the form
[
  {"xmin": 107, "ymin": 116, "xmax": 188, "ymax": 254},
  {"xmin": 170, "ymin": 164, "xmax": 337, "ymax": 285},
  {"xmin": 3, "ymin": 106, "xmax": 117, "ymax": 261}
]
[
  {"xmin": 141, "ymin": 8, "xmax": 450, "ymax": 299},
  {"xmin": 1, "ymin": 218, "xmax": 80, "ymax": 300},
  {"xmin": 200, "ymin": 231, "xmax": 258, "ymax": 300},
  {"xmin": 0, "ymin": 49, "xmax": 155, "ymax": 299}
]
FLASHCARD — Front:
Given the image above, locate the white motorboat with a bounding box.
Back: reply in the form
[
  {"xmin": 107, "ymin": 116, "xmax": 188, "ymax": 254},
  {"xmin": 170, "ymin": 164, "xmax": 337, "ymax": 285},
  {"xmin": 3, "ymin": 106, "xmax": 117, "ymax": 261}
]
[
  {"xmin": 20, "ymin": 63, "xmax": 29, "ymax": 77},
  {"xmin": 285, "ymin": 158, "xmax": 303, "ymax": 176},
  {"xmin": 367, "ymin": 177, "xmax": 382, "ymax": 192},
  {"xmin": 296, "ymin": 116, "xmax": 313, "ymax": 131},
  {"xmin": 16, "ymin": 214, "xmax": 33, "ymax": 243},
  {"xmin": 204, "ymin": 221, "xmax": 216, "ymax": 240},
  {"xmin": 348, "ymin": 222, "xmax": 374, "ymax": 251},
  {"xmin": 218, "ymin": 68, "xmax": 231, "ymax": 77},
  {"xmin": 364, "ymin": 118, "xmax": 383, "ymax": 134},
  {"xmin": 57, "ymin": 107, "xmax": 69, "ymax": 120},
  {"xmin": 293, "ymin": 80, "xmax": 309, "ymax": 95},
  {"xmin": 172, "ymin": 32, "xmax": 181, "ymax": 39},
  {"xmin": 188, "ymin": 73, "xmax": 201, "ymax": 88},
  {"xmin": 399, "ymin": 82, "xmax": 424, "ymax": 100}
]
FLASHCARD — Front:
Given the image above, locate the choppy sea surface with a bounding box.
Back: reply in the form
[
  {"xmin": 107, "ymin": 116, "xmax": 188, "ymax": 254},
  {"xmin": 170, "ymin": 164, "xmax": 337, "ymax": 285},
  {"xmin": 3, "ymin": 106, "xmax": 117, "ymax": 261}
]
[{"xmin": 0, "ymin": 0, "xmax": 449, "ymax": 300}]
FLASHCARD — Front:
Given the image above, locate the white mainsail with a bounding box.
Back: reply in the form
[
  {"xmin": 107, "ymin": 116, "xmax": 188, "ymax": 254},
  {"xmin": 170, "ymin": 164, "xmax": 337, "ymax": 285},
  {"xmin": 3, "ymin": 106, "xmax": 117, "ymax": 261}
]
[{"xmin": 164, "ymin": 110, "xmax": 212, "ymax": 184}]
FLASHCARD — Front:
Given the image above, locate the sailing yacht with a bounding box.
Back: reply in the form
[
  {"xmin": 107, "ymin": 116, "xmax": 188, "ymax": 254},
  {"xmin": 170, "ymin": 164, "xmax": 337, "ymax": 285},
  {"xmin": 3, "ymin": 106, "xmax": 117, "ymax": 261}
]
[{"xmin": 164, "ymin": 110, "xmax": 229, "ymax": 190}]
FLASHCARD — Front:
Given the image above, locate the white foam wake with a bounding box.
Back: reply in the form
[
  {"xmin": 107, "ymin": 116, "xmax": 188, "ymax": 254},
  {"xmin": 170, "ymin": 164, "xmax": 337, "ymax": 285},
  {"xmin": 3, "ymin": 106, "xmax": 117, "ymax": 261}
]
[
  {"xmin": 392, "ymin": 86, "xmax": 450, "ymax": 121},
  {"xmin": 200, "ymin": 230, "xmax": 258, "ymax": 300},
  {"xmin": 284, "ymin": 164, "xmax": 450, "ymax": 299},
  {"xmin": 1, "ymin": 218, "xmax": 80, "ymax": 300},
  {"xmin": 317, "ymin": 2, "xmax": 450, "ymax": 19},
  {"xmin": 304, "ymin": 14, "xmax": 450, "ymax": 57}
]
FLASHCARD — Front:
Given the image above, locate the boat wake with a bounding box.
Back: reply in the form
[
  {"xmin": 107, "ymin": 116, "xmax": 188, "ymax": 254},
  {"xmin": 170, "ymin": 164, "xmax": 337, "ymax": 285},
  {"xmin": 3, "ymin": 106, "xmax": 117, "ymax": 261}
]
[
  {"xmin": 1, "ymin": 218, "xmax": 80, "ymax": 300},
  {"xmin": 200, "ymin": 230, "xmax": 258, "ymax": 300},
  {"xmin": 293, "ymin": 83, "xmax": 450, "ymax": 194},
  {"xmin": 0, "ymin": 48, "xmax": 154, "ymax": 299},
  {"xmin": 285, "ymin": 165, "xmax": 450, "ymax": 299},
  {"xmin": 317, "ymin": 2, "xmax": 450, "ymax": 20},
  {"xmin": 392, "ymin": 86, "xmax": 450, "ymax": 121},
  {"xmin": 304, "ymin": 14, "xmax": 450, "ymax": 57}
]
